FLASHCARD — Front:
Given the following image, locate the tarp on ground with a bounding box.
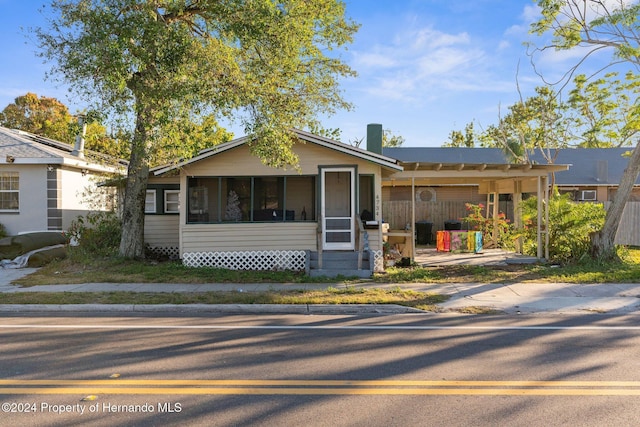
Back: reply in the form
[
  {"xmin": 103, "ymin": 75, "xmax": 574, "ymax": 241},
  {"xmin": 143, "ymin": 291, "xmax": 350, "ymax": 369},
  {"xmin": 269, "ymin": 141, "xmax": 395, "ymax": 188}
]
[{"xmin": 0, "ymin": 232, "xmax": 68, "ymax": 261}]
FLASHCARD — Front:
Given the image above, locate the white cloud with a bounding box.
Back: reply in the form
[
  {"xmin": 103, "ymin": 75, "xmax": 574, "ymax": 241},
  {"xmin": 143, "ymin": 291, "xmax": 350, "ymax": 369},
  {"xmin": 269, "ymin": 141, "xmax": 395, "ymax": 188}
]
[
  {"xmin": 411, "ymin": 28, "xmax": 471, "ymax": 50},
  {"xmin": 349, "ymin": 23, "xmax": 514, "ymax": 105},
  {"xmin": 352, "ymin": 52, "xmax": 396, "ymax": 69}
]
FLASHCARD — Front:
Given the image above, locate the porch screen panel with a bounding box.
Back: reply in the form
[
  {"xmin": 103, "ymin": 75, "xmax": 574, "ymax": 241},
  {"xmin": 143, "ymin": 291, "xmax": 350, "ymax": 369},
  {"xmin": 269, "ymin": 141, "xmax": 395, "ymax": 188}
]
[
  {"xmin": 325, "ymin": 171, "xmax": 351, "ymax": 217},
  {"xmin": 252, "ymin": 177, "xmax": 286, "ymax": 221},
  {"xmin": 187, "ymin": 177, "xmax": 220, "ymax": 223},
  {"xmin": 222, "ymin": 177, "xmax": 250, "ymax": 222},
  {"xmin": 285, "ymin": 176, "xmax": 316, "ymax": 221}
]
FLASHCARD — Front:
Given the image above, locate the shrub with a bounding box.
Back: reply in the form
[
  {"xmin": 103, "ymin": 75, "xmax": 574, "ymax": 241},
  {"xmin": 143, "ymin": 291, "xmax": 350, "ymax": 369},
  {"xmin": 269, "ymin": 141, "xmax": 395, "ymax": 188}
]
[
  {"xmin": 460, "ymin": 203, "xmax": 515, "ymax": 250},
  {"xmin": 0, "ymin": 223, "xmax": 7, "ymax": 239},
  {"xmin": 67, "ymin": 211, "xmax": 122, "ymax": 257},
  {"xmin": 520, "ymin": 194, "xmax": 606, "ymax": 264}
]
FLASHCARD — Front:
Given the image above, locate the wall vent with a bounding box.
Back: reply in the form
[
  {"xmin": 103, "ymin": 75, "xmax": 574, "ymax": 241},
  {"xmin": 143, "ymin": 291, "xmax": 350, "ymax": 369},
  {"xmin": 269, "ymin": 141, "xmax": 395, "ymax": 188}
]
[{"xmin": 415, "ymin": 187, "xmax": 436, "ymax": 202}]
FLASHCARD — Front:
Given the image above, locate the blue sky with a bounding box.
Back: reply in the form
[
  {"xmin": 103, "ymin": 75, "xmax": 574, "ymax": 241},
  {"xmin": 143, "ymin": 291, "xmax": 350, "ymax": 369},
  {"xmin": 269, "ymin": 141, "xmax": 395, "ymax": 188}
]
[{"xmin": 0, "ymin": 1, "xmax": 606, "ymax": 147}]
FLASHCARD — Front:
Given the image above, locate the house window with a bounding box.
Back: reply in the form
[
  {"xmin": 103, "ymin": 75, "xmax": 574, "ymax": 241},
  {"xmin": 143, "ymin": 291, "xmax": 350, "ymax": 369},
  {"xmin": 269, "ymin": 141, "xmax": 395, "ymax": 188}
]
[
  {"xmin": 359, "ymin": 175, "xmax": 374, "ymax": 218},
  {"xmin": 164, "ymin": 190, "xmax": 180, "ymax": 213},
  {"xmin": 145, "ymin": 190, "xmax": 157, "ymax": 213},
  {"xmin": 187, "ymin": 176, "xmax": 316, "ymax": 223},
  {"xmin": 0, "ymin": 172, "xmax": 19, "ymax": 211}
]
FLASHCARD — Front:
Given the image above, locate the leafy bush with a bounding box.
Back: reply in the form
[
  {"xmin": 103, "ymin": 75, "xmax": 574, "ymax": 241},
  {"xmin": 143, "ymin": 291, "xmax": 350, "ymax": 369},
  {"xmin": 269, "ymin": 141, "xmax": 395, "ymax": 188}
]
[
  {"xmin": 520, "ymin": 194, "xmax": 606, "ymax": 264},
  {"xmin": 67, "ymin": 211, "xmax": 121, "ymax": 257},
  {"xmin": 0, "ymin": 223, "xmax": 7, "ymax": 239},
  {"xmin": 460, "ymin": 203, "xmax": 516, "ymax": 250}
]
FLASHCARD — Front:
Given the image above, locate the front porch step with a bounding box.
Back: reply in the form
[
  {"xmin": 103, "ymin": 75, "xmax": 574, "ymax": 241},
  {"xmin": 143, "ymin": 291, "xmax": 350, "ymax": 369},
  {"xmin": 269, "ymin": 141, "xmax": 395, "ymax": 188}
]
[
  {"xmin": 309, "ymin": 268, "xmax": 372, "ymax": 279},
  {"xmin": 309, "ymin": 251, "xmax": 372, "ymax": 278}
]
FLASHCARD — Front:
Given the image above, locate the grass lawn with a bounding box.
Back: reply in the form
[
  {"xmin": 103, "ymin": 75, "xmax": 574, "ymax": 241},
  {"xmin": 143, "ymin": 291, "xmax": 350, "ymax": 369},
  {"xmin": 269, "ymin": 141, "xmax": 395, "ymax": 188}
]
[
  {"xmin": 3, "ymin": 247, "xmax": 640, "ymax": 309},
  {"xmin": 13, "ymin": 247, "xmax": 640, "ymax": 287}
]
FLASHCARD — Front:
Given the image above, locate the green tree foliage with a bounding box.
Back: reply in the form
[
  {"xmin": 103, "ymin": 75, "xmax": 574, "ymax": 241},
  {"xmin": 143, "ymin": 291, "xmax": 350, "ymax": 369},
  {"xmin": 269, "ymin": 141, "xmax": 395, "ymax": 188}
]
[
  {"xmin": 350, "ymin": 129, "xmax": 404, "ymax": 148},
  {"xmin": 382, "ymin": 129, "xmax": 405, "ymax": 147},
  {"xmin": 0, "ymin": 92, "xmax": 74, "ymax": 142},
  {"xmin": 521, "ymin": 194, "xmax": 606, "ymax": 264},
  {"xmin": 481, "ymin": 86, "xmax": 568, "ymax": 164},
  {"xmin": 567, "ymin": 72, "xmax": 640, "ymax": 148},
  {"xmin": 532, "ymin": 0, "xmax": 640, "ymax": 261},
  {"xmin": 36, "ymin": 0, "xmax": 359, "ymax": 258},
  {"xmin": 0, "ymin": 93, "xmax": 130, "ymax": 158},
  {"xmin": 443, "ymin": 122, "xmax": 477, "ymax": 147}
]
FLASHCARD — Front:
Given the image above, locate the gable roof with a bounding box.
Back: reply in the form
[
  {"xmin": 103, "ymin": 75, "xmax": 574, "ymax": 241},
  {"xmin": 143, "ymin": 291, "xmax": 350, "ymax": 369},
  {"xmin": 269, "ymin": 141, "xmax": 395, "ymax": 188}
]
[
  {"xmin": 154, "ymin": 128, "xmax": 403, "ymax": 175},
  {"xmin": 0, "ymin": 126, "xmax": 126, "ymax": 173}
]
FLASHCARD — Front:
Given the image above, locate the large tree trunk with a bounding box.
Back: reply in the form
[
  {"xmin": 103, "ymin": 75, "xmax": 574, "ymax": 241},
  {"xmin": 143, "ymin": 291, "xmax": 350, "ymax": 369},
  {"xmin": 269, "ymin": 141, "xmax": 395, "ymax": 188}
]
[
  {"xmin": 119, "ymin": 107, "xmax": 151, "ymax": 259},
  {"xmin": 590, "ymin": 143, "xmax": 640, "ymax": 260}
]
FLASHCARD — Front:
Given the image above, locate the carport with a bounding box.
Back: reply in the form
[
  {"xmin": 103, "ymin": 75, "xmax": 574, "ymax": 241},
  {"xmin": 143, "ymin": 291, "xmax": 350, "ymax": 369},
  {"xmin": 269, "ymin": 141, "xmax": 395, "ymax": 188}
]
[{"xmin": 381, "ymin": 155, "xmax": 570, "ymax": 262}]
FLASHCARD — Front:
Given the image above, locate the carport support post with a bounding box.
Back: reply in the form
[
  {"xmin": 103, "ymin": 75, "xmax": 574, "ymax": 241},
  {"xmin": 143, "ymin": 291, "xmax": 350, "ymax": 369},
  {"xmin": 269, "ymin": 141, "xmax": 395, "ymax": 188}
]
[
  {"xmin": 544, "ymin": 174, "xmax": 549, "ymax": 260},
  {"xmin": 411, "ymin": 177, "xmax": 416, "ymax": 262},
  {"xmin": 536, "ymin": 175, "xmax": 550, "ymax": 260},
  {"xmin": 513, "ymin": 180, "xmax": 523, "ymax": 253}
]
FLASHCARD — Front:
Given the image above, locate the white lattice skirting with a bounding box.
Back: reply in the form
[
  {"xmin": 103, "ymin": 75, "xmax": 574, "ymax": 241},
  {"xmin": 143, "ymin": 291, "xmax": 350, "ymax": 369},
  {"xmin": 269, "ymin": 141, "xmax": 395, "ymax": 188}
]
[
  {"xmin": 182, "ymin": 250, "xmax": 307, "ymax": 271},
  {"xmin": 373, "ymin": 250, "xmax": 384, "ymax": 272},
  {"xmin": 146, "ymin": 245, "xmax": 180, "ymax": 260}
]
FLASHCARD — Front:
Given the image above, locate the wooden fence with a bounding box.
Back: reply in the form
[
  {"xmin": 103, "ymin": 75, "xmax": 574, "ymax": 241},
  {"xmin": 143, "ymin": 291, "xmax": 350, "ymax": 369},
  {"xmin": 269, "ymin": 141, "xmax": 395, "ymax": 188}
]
[
  {"xmin": 607, "ymin": 201, "xmax": 640, "ymax": 246},
  {"xmin": 382, "ymin": 201, "xmax": 513, "ymax": 231},
  {"xmin": 383, "ymin": 200, "xmax": 640, "ymax": 247}
]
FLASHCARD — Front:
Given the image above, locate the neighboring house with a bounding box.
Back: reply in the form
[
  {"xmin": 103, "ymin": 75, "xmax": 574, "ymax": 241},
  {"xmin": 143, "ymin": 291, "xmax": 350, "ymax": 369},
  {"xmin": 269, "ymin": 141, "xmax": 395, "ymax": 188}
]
[
  {"xmin": 0, "ymin": 126, "xmax": 125, "ymax": 236},
  {"xmin": 531, "ymin": 147, "xmax": 640, "ymax": 202},
  {"xmin": 147, "ymin": 126, "xmax": 402, "ymax": 277}
]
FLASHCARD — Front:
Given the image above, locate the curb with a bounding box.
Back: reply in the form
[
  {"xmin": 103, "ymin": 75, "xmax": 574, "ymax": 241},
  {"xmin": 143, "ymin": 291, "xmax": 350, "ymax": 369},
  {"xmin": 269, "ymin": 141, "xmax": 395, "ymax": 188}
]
[{"xmin": 0, "ymin": 303, "xmax": 425, "ymax": 314}]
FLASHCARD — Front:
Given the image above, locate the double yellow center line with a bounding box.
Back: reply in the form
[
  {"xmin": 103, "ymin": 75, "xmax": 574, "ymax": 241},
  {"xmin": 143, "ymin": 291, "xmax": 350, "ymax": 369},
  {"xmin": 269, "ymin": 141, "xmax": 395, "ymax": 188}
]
[{"xmin": 1, "ymin": 379, "xmax": 640, "ymax": 396}]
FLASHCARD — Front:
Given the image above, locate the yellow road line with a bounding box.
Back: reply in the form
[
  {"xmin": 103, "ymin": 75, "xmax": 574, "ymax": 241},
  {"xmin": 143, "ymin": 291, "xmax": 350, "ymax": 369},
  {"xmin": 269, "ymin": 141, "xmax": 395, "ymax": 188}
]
[
  {"xmin": 1, "ymin": 387, "xmax": 640, "ymax": 396},
  {"xmin": 1, "ymin": 379, "xmax": 640, "ymax": 387},
  {"xmin": 1, "ymin": 379, "xmax": 640, "ymax": 396}
]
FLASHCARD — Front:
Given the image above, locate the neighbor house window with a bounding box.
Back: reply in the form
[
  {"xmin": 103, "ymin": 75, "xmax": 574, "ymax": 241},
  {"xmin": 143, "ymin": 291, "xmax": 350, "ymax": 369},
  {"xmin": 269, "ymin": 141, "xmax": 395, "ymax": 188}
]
[
  {"xmin": 145, "ymin": 190, "xmax": 156, "ymax": 213},
  {"xmin": 164, "ymin": 190, "xmax": 180, "ymax": 214},
  {"xmin": 0, "ymin": 172, "xmax": 19, "ymax": 211},
  {"xmin": 187, "ymin": 176, "xmax": 316, "ymax": 223}
]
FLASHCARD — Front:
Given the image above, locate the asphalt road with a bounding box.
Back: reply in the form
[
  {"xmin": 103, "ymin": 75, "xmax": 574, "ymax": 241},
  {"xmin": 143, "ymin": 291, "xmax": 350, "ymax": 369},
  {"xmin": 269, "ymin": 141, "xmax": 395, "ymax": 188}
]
[{"xmin": 1, "ymin": 312, "xmax": 640, "ymax": 426}]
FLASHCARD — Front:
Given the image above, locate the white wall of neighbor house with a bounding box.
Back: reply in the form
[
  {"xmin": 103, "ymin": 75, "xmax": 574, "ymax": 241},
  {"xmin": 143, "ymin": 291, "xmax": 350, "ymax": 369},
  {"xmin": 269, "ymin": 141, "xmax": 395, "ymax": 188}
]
[
  {"xmin": 0, "ymin": 165, "xmax": 47, "ymax": 235},
  {"xmin": 58, "ymin": 167, "xmax": 114, "ymax": 231}
]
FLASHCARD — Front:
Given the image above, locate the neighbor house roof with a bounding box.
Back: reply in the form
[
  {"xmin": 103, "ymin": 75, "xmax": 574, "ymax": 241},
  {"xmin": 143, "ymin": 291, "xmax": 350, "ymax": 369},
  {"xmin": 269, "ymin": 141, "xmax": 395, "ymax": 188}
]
[
  {"xmin": 529, "ymin": 147, "xmax": 638, "ymax": 186},
  {"xmin": 0, "ymin": 126, "xmax": 126, "ymax": 173},
  {"xmin": 154, "ymin": 128, "xmax": 403, "ymax": 175}
]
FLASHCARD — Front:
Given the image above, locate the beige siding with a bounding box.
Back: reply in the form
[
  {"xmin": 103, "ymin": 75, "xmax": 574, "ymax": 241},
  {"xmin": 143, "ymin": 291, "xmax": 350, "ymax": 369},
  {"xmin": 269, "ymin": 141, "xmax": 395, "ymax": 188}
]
[
  {"xmin": 184, "ymin": 143, "xmax": 380, "ymax": 176},
  {"xmin": 383, "ymin": 185, "xmax": 484, "ymax": 203},
  {"xmin": 148, "ymin": 175, "xmax": 180, "ymax": 185},
  {"xmin": 145, "ymin": 215, "xmax": 180, "ymax": 247},
  {"xmin": 181, "ymin": 222, "xmax": 318, "ymax": 253}
]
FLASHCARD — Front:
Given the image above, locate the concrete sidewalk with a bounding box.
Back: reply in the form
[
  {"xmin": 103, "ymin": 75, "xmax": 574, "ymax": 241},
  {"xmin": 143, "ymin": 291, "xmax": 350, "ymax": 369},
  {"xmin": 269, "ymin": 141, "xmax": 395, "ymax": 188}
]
[{"xmin": 2, "ymin": 267, "xmax": 640, "ymax": 314}]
